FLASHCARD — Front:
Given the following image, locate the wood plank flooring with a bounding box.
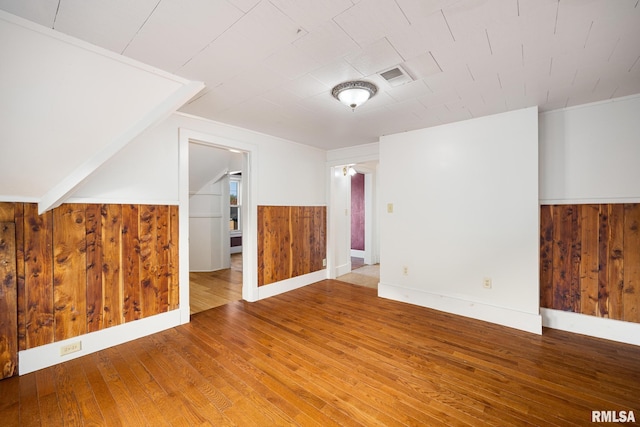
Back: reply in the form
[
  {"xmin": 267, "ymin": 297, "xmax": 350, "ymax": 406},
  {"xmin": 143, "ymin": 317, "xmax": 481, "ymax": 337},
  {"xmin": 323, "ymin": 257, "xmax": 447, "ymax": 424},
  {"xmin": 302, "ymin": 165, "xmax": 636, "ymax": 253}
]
[
  {"xmin": 2, "ymin": 280, "xmax": 640, "ymax": 426},
  {"xmin": 189, "ymin": 254, "xmax": 242, "ymax": 314}
]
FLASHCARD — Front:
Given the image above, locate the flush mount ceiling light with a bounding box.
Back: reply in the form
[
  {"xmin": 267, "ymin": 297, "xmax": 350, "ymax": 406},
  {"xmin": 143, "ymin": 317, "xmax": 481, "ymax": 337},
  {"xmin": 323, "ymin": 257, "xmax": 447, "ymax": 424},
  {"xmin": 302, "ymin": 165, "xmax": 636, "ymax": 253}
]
[{"xmin": 331, "ymin": 81, "xmax": 378, "ymax": 111}]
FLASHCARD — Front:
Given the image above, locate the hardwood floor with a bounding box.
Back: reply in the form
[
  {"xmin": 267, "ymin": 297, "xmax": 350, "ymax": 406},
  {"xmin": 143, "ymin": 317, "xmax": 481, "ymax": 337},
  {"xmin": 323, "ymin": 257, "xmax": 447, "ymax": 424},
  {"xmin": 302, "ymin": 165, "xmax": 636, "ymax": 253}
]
[
  {"xmin": 1, "ymin": 280, "xmax": 639, "ymax": 426},
  {"xmin": 189, "ymin": 253, "xmax": 242, "ymax": 314}
]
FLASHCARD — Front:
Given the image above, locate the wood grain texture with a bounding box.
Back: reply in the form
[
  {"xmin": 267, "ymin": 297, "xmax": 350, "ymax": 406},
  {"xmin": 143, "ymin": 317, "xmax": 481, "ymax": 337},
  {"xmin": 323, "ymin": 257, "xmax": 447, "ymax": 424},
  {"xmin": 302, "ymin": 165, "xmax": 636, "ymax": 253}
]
[
  {"xmin": 23, "ymin": 204, "xmax": 54, "ymax": 348},
  {"xmin": 541, "ymin": 203, "xmax": 640, "ymax": 323},
  {"xmin": 85, "ymin": 204, "xmax": 103, "ymax": 332},
  {"xmin": 1, "ymin": 280, "xmax": 638, "ymax": 425},
  {"xmin": 0, "ymin": 202, "xmax": 179, "ymax": 354},
  {"xmin": 168, "ymin": 205, "xmax": 179, "ymax": 311},
  {"xmin": 53, "ymin": 204, "xmax": 87, "ymax": 341},
  {"xmin": 257, "ymin": 205, "xmax": 326, "ymax": 287},
  {"xmin": 624, "ymin": 204, "xmax": 640, "ymax": 323},
  {"xmin": 122, "ymin": 205, "xmax": 140, "ymax": 322},
  {"xmin": 0, "ymin": 223, "xmax": 17, "ymax": 379},
  {"xmin": 102, "ymin": 204, "xmax": 123, "ymax": 328}
]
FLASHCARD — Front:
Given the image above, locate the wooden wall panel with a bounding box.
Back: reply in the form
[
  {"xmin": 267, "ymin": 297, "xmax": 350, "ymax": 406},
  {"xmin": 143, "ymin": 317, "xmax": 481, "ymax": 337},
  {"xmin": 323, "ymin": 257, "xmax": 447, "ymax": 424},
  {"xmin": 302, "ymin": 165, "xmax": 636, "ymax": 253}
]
[
  {"xmin": 0, "ymin": 222, "xmax": 17, "ymax": 379},
  {"xmin": 257, "ymin": 205, "xmax": 326, "ymax": 287},
  {"xmin": 579, "ymin": 205, "xmax": 599, "ymax": 317},
  {"xmin": 623, "ymin": 204, "xmax": 640, "ymax": 323},
  {"xmin": 102, "ymin": 204, "xmax": 123, "ymax": 328},
  {"xmin": 85, "ymin": 204, "xmax": 103, "ymax": 332},
  {"xmin": 0, "ymin": 202, "xmax": 180, "ymax": 358},
  {"xmin": 53, "ymin": 204, "xmax": 87, "ymax": 341},
  {"xmin": 23, "ymin": 204, "xmax": 54, "ymax": 348},
  {"xmin": 541, "ymin": 203, "xmax": 640, "ymax": 324},
  {"xmin": 168, "ymin": 205, "xmax": 179, "ymax": 310},
  {"xmin": 122, "ymin": 205, "xmax": 140, "ymax": 322}
]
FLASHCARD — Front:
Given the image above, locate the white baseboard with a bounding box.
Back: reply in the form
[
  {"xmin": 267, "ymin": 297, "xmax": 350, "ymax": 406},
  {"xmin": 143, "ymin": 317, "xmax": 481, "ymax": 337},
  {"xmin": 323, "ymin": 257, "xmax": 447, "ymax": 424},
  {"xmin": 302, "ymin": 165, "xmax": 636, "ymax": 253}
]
[
  {"xmin": 335, "ymin": 262, "xmax": 351, "ymax": 278},
  {"xmin": 19, "ymin": 309, "xmax": 181, "ymax": 375},
  {"xmin": 541, "ymin": 308, "xmax": 640, "ymax": 346},
  {"xmin": 257, "ymin": 269, "xmax": 328, "ymax": 300},
  {"xmin": 378, "ymin": 282, "xmax": 542, "ymax": 335},
  {"xmin": 350, "ymin": 249, "xmax": 365, "ymax": 258}
]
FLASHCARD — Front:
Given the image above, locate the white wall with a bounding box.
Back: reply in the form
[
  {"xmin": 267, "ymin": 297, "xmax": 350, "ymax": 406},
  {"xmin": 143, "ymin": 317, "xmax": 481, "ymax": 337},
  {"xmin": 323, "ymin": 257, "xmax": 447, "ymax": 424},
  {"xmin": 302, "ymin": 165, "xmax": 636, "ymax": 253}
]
[
  {"xmin": 22, "ymin": 112, "xmax": 328, "ymax": 375},
  {"xmin": 538, "ymin": 95, "xmax": 640, "ymax": 346},
  {"xmin": 189, "ymin": 178, "xmax": 229, "ymax": 272},
  {"xmin": 539, "ymin": 95, "xmax": 640, "ymax": 204},
  {"xmin": 378, "ymin": 107, "xmax": 541, "ymax": 334}
]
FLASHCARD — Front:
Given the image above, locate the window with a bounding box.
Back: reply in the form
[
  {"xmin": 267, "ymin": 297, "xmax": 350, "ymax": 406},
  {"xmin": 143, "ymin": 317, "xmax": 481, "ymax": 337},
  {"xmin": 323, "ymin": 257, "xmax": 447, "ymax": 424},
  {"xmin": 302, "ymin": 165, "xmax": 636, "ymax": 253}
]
[{"xmin": 229, "ymin": 177, "xmax": 241, "ymax": 231}]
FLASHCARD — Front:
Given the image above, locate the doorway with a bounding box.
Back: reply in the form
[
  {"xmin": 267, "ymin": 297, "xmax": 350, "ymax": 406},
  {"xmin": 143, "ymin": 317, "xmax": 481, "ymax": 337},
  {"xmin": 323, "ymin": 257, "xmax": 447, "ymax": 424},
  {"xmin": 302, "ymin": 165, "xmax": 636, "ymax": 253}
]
[
  {"xmin": 331, "ymin": 161, "xmax": 380, "ymax": 289},
  {"xmin": 187, "ymin": 142, "xmax": 244, "ymax": 314}
]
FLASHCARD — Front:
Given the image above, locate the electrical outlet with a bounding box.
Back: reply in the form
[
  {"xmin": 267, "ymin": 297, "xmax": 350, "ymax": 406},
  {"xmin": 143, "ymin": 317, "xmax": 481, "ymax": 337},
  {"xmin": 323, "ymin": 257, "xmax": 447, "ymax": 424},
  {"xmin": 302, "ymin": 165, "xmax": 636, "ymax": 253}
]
[
  {"xmin": 60, "ymin": 341, "xmax": 82, "ymax": 356},
  {"xmin": 483, "ymin": 277, "xmax": 492, "ymax": 289},
  {"xmin": 402, "ymin": 266, "xmax": 409, "ymax": 276},
  {"xmin": 322, "ymin": 258, "xmax": 327, "ymax": 267}
]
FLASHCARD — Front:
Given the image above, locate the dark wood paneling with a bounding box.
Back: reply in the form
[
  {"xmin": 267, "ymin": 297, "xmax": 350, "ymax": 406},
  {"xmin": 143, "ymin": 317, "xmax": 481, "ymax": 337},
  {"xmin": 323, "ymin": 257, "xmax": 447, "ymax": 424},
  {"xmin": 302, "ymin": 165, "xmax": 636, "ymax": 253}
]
[
  {"xmin": 23, "ymin": 204, "xmax": 54, "ymax": 348},
  {"xmin": 85, "ymin": 204, "xmax": 103, "ymax": 332},
  {"xmin": 623, "ymin": 204, "xmax": 640, "ymax": 323},
  {"xmin": 541, "ymin": 203, "xmax": 640, "ymax": 323},
  {"xmin": 168, "ymin": 205, "xmax": 179, "ymax": 311},
  {"xmin": 257, "ymin": 205, "xmax": 326, "ymax": 287},
  {"xmin": 102, "ymin": 204, "xmax": 123, "ymax": 328},
  {"xmin": 0, "ymin": 202, "xmax": 180, "ymax": 355},
  {"xmin": 122, "ymin": 205, "xmax": 140, "ymax": 322},
  {"xmin": 0, "ymin": 222, "xmax": 17, "ymax": 379},
  {"xmin": 53, "ymin": 204, "xmax": 87, "ymax": 341}
]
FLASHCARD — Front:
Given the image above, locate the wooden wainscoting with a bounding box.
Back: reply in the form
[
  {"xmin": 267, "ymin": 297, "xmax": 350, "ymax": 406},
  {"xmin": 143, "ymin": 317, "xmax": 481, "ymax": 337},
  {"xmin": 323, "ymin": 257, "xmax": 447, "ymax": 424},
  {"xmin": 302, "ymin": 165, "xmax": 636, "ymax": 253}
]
[
  {"xmin": 0, "ymin": 202, "xmax": 179, "ymax": 365},
  {"xmin": 540, "ymin": 203, "xmax": 640, "ymax": 322},
  {"xmin": 257, "ymin": 205, "xmax": 326, "ymax": 286}
]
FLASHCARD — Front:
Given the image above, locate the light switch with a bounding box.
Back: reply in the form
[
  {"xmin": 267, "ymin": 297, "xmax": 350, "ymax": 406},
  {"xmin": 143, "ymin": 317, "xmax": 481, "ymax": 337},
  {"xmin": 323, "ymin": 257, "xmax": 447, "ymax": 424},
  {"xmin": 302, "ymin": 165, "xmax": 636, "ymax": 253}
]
[{"xmin": 387, "ymin": 203, "xmax": 393, "ymax": 213}]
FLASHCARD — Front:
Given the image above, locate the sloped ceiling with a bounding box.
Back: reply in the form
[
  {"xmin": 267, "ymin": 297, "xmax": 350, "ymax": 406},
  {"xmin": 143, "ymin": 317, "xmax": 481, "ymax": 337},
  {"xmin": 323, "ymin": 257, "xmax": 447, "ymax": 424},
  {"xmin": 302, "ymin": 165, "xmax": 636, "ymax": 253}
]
[
  {"xmin": 0, "ymin": 11, "xmax": 203, "ymax": 211},
  {"xmin": 1, "ymin": 0, "xmax": 639, "ymax": 150},
  {"xmin": 189, "ymin": 143, "xmax": 243, "ymax": 194}
]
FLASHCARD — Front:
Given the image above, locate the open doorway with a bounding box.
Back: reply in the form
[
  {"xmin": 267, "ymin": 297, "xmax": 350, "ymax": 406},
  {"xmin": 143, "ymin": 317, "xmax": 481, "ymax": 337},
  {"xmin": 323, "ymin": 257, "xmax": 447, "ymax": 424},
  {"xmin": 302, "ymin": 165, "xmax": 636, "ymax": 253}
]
[
  {"xmin": 188, "ymin": 142, "xmax": 243, "ymax": 314},
  {"xmin": 333, "ymin": 162, "xmax": 380, "ymax": 289}
]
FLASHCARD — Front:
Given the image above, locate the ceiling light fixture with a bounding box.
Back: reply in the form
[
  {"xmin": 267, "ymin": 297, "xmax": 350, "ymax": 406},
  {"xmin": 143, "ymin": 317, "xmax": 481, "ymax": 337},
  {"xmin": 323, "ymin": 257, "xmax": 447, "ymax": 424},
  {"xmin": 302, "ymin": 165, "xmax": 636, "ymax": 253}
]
[{"xmin": 331, "ymin": 81, "xmax": 378, "ymax": 111}]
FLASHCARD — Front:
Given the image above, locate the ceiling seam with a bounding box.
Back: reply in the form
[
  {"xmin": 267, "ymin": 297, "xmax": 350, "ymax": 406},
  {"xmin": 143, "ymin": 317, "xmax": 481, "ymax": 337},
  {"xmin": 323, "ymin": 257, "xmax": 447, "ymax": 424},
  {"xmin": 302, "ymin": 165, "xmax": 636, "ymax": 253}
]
[{"xmin": 120, "ymin": 0, "xmax": 162, "ymax": 55}]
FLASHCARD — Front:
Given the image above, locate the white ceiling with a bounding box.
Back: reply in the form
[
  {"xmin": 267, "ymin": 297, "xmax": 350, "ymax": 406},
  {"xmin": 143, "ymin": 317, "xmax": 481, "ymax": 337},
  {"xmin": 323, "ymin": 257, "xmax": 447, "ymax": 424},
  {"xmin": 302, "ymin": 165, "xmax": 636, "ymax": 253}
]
[{"xmin": 2, "ymin": 0, "xmax": 639, "ymax": 150}]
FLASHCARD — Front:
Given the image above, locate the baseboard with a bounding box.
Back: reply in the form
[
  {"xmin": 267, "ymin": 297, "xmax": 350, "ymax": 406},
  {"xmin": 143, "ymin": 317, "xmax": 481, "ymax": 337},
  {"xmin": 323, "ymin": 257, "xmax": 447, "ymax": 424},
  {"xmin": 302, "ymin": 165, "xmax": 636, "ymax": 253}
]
[
  {"xmin": 19, "ymin": 309, "xmax": 181, "ymax": 375},
  {"xmin": 350, "ymin": 249, "xmax": 365, "ymax": 258},
  {"xmin": 335, "ymin": 262, "xmax": 351, "ymax": 278},
  {"xmin": 378, "ymin": 282, "xmax": 542, "ymax": 335},
  {"xmin": 257, "ymin": 269, "xmax": 328, "ymax": 300},
  {"xmin": 541, "ymin": 308, "xmax": 640, "ymax": 346}
]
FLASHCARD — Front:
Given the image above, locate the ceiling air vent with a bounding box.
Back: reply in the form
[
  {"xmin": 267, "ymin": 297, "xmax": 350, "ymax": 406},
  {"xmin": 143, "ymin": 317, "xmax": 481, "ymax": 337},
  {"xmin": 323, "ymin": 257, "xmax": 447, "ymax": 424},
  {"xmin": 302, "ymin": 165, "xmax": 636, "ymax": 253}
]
[{"xmin": 378, "ymin": 65, "xmax": 414, "ymax": 87}]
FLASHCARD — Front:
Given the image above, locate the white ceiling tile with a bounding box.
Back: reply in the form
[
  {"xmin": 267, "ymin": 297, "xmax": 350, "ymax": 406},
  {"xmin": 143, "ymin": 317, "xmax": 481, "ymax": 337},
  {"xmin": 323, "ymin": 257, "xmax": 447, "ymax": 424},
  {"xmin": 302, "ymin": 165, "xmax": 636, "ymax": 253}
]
[
  {"xmin": 345, "ymin": 38, "xmax": 404, "ymax": 76},
  {"xmin": 283, "ymin": 74, "xmax": 329, "ymax": 99},
  {"xmin": 3, "ymin": 0, "xmax": 640, "ymax": 150},
  {"xmin": 403, "ymin": 51, "xmax": 442, "ymax": 80},
  {"xmin": 333, "ymin": 0, "xmax": 411, "ymax": 46},
  {"xmin": 386, "ymin": 80, "xmax": 432, "ymax": 102},
  {"xmin": 0, "ymin": 0, "xmax": 57, "ymax": 27},
  {"xmin": 52, "ymin": 0, "xmax": 159, "ymax": 53},
  {"xmin": 310, "ymin": 60, "xmax": 364, "ymax": 87},
  {"xmin": 442, "ymin": 0, "xmax": 517, "ymax": 41},
  {"xmin": 395, "ymin": 0, "xmax": 456, "ymax": 23},
  {"xmin": 226, "ymin": 0, "xmax": 260, "ymax": 13},
  {"xmin": 123, "ymin": 0, "xmax": 244, "ymax": 73},
  {"xmin": 178, "ymin": 1, "xmax": 303, "ymax": 85},
  {"xmin": 386, "ymin": 10, "xmax": 454, "ymax": 60},
  {"xmin": 292, "ymin": 20, "xmax": 360, "ymax": 65},
  {"xmin": 269, "ymin": 0, "xmax": 352, "ymax": 31}
]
